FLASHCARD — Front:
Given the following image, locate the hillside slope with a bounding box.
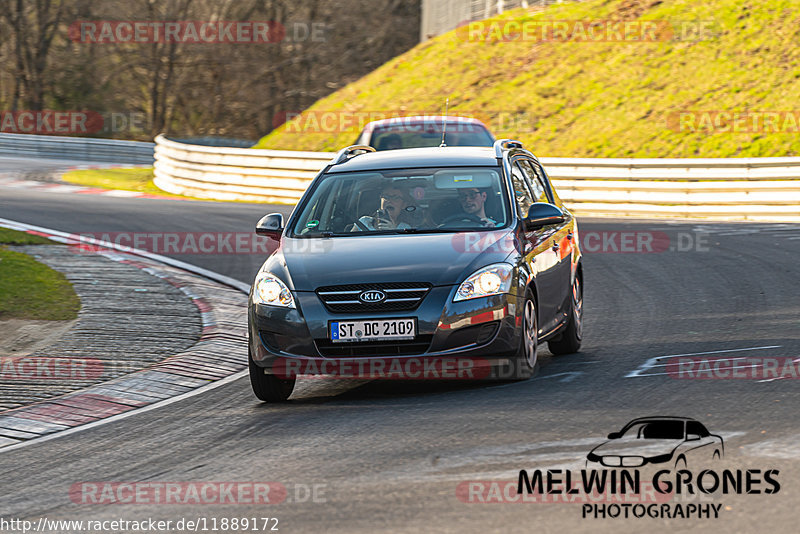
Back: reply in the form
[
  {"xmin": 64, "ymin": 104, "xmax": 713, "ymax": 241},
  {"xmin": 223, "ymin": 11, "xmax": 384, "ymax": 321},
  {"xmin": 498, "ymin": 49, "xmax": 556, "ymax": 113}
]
[{"xmin": 256, "ymin": 0, "xmax": 800, "ymax": 157}]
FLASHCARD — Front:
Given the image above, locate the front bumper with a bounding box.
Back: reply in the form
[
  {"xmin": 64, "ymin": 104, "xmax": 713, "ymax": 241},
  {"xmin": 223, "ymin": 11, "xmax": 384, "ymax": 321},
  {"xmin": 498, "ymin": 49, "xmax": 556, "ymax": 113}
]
[{"xmin": 248, "ymin": 285, "xmax": 524, "ymax": 377}]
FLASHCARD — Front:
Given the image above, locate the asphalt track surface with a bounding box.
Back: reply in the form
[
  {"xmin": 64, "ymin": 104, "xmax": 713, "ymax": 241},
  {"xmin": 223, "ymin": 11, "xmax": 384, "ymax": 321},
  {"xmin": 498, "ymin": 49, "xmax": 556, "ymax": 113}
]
[{"xmin": 1, "ymin": 156, "xmax": 799, "ymax": 533}]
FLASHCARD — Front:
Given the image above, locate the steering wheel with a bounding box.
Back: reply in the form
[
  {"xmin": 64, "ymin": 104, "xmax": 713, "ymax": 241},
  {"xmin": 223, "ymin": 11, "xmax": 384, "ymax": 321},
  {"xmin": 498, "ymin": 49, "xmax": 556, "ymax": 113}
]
[
  {"xmin": 438, "ymin": 213, "xmax": 485, "ymax": 228},
  {"xmin": 354, "ymin": 218, "xmax": 371, "ymax": 231}
]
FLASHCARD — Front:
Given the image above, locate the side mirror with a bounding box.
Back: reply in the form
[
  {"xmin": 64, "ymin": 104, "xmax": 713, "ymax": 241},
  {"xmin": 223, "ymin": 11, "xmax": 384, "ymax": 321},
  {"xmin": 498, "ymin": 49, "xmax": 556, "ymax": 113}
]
[
  {"xmin": 524, "ymin": 203, "xmax": 565, "ymax": 231},
  {"xmin": 686, "ymin": 433, "xmax": 701, "ymax": 441},
  {"xmin": 256, "ymin": 213, "xmax": 284, "ymax": 240},
  {"xmin": 607, "ymin": 432, "xmax": 621, "ymax": 440}
]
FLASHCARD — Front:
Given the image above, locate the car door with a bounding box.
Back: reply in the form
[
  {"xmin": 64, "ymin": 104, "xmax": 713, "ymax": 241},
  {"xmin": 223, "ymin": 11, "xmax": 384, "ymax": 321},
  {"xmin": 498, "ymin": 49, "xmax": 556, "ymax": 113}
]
[
  {"xmin": 519, "ymin": 158, "xmax": 574, "ymax": 324},
  {"xmin": 684, "ymin": 420, "xmax": 718, "ymax": 462},
  {"xmin": 509, "ymin": 159, "xmax": 561, "ymax": 335}
]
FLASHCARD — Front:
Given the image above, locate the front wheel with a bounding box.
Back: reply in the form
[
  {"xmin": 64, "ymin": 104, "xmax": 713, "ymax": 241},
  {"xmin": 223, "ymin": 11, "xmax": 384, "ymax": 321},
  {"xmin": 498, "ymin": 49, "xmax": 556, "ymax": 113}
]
[
  {"xmin": 249, "ymin": 352, "xmax": 295, "ymax": 402},
  {"xmin": 509, "ymin": 290, "xmax": 539, "ymax": 380},
  {"xmin": 548, "ymin": 274, "xmax": 583, "ymax": 355}
]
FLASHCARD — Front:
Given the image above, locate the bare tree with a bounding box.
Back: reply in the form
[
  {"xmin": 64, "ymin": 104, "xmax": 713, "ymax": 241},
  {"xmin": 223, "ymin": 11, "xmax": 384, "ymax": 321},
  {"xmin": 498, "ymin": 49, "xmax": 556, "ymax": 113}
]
[
  {"xmin": 0, "ymin": 0, "xmax": 421, "ymax": 140},
  {"xmin": 2, "ymin": 0, "xmax": 67, "ymax": 110}
]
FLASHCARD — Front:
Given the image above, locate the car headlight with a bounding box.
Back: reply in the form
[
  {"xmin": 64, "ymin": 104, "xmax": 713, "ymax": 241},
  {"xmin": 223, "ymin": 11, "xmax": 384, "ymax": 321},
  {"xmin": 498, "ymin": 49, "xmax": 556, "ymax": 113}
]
[
  {"xmin": 647, "ymin": 453, "xmax": 674, "ymax": 464},
  {"xmin": 253, "ymin": 272, "xmax": 295, "ymax": 308},
  {"xmin": 454, "ymin": 263, "xmax": 513, "ymax": 302}
]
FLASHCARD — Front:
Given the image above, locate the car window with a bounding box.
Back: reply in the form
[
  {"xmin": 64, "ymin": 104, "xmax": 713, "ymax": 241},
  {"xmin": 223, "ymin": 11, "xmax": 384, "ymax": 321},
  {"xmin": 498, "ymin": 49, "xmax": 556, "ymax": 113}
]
[
  {"xmin": 510, "ymin": 162, "xmax": 536, "ymax": 218},
  {"xmin": 621, "ymin": 420, "xmax": 685, "ymax": 439},
  {"xmin": 686, "ymin": 421, "xmax": 710, "ymax": 437},
  {"xmin": 370, "ymin": 123, "xmax": 494, "ymax": 150},
  {"xmin": 516, "ymin": 159, "xmax": 552, "ymax": 204},
  {"xmin": 290, "ymin": 167, "xmax": 510, "ymax": 235},
  {"xmin": 641, "ymin": 420, "xmax": 685, "ymax": 439}
]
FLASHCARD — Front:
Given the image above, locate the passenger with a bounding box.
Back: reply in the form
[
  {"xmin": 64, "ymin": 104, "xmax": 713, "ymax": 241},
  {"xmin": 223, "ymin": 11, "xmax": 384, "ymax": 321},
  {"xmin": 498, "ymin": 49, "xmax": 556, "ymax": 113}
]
[{"xmin": 356, "ymin": 186, "xmax": 423, "ymax": 230}]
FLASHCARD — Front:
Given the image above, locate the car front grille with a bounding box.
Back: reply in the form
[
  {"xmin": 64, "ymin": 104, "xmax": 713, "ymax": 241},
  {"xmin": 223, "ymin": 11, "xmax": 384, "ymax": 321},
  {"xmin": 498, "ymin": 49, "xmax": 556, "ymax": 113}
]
[
  {"xmin": 314, "ymin": 335, "xmax": 434, "ymax": 357},
  {"xmin": 316, "ymin": 282, "xmax": 432, "ymax": 314}
]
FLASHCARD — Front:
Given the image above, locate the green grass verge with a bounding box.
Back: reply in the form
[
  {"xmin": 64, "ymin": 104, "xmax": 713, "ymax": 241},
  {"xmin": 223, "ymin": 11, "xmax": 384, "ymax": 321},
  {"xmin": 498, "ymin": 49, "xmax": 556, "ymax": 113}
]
[
  {"xmin": 61, "ymin": 167, "xmax": 164, "ymax": 194},
  {"xmin": 0, "ymin": 229, "xmax": 80, "ymax": 321},
  {"xmin": 61, "ymin": 168, "xmax": 260, "ymax": 202},
  {"xmin": 0, "ymin": 227, "xmax": 56, "ymax": 245},
  {"xmin": 257, "ymin": 0, "xmax": 800, "ymax": 157}
]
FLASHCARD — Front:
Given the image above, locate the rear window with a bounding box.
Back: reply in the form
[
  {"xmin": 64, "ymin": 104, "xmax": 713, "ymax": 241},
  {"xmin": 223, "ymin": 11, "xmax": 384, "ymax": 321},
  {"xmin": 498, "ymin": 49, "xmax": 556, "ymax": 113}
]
[
  {"xmin": 369, "ymin": 122, "xmax": 494, "ymax": 151},
  {"xmin": 621, "ymin": 420, "xmax": 685, "ymax": 440}
]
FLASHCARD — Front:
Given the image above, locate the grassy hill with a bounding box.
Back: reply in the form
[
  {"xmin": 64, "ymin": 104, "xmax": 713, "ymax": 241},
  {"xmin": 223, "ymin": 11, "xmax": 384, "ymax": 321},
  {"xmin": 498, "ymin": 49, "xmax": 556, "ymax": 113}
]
[{"xmin": 256, "ymin": 0, "xmax": 800, "ymax": 157}]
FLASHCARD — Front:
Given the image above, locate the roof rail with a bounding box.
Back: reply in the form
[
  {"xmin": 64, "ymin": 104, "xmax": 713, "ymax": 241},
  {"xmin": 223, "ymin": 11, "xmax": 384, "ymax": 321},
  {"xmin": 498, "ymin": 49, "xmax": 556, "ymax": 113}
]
[
  {"xmin": 493, "ymin": 139, "xmax": 524, "ymax": 158},
  {"xmin": 331, "ymin": 145, "xmax": 376, "ymax": 165}
]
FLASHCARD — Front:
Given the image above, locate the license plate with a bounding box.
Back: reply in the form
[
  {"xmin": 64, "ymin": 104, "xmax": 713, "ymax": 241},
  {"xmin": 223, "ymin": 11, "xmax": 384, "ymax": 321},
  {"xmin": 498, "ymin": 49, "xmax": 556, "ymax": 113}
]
[{"xmin": 330, "ymin": 318, "xmax": 416, "ymax": 342}]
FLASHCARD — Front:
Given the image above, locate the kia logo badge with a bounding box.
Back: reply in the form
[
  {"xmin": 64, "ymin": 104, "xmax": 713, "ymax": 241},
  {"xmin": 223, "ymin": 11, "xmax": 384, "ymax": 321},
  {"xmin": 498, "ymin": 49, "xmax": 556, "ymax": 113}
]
[{"xmin": 359, "ymin": 290, "xmax": 386, "ymax": 303}]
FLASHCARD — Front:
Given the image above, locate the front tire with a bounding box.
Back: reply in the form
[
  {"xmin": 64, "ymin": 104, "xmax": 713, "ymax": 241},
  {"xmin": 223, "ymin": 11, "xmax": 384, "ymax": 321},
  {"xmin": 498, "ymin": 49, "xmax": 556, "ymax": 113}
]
[
  {"xmin": 548, "ymin": 273, "xmax": 583, "ymax": 355},
  {"xmin": 248, "ymin": 352, "xmax": 295, "ymax": 402},
  {"xmin": 509, "ymin": 290, "xmax": 539, "ymax": 380}
]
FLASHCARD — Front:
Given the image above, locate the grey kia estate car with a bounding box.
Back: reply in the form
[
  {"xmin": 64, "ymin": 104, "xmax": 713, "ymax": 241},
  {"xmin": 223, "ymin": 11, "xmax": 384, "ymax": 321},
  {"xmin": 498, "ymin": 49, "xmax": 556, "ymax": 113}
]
[{"xmin": 248, "ymin": 139, "xmax": 583, "ymax": 401}]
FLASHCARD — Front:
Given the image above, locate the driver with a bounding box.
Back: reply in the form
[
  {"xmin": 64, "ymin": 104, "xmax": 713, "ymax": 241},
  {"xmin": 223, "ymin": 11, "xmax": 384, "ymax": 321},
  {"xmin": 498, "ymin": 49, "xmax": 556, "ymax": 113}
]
[
  {"xmin": 355, "ymin": 186, "xmax": 422, "ymax": 230},
  {"xmin": 456, "ymin": 187, "xmax": 497, "ymax": 227}
]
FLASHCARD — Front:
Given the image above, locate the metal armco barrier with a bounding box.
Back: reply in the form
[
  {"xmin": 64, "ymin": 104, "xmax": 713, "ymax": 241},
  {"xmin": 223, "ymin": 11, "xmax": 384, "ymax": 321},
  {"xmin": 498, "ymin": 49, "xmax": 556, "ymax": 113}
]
[
  {"xmin": 153, "ymin": 135, "xmax": 800, "ymax": 221},
  {"xmin": 154, "ymin": 135, "xmax": 331, "ymax": 204},
  {"xmin": 0, "ymin": 133, "xmax": 154, "ymax": 164}
]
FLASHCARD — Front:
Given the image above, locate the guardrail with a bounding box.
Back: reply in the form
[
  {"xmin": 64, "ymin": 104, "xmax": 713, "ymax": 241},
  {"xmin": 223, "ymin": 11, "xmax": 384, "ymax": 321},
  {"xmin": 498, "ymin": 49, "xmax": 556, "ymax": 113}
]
[
  {"xmin": 154, "ymin": 135, "xmax": 800, "ymax": 221},
  {"xmin": 154, "ymin": 135, "xmax": 331, "ymax": 204},
  {"xmin": 0, "ymin": 133, "xmax": 154, "ymax": 164}
]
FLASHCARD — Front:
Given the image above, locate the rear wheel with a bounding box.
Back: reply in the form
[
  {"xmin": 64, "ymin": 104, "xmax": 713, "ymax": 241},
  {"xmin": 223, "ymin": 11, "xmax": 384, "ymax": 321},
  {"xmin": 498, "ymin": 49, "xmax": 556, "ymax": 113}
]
[
  {"xmin": 248, "ymin": 338, "xmax": 295, "ymax": 402},
  {"xmin": 548, "ymin": 273, "xmax": 583, "ymax": 355},
  {"xmin": 509, "ymin": 290, "xmax": 538, "ymax": 380}
]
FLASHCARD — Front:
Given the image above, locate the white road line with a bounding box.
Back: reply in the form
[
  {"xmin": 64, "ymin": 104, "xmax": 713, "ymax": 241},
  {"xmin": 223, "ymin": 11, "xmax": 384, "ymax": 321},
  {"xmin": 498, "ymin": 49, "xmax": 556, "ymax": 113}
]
[
  {"xmin": 757, "ymin": 357, "xmax": 800, "ymax": 382},
  {"xmin": 625, "ymin": 345, "xmax": 782, "ymax": 378},
  {"xmin": 544, "ymin": 371, "xmax": 584, "ymax": 382},
  {"xmin": 640, "ymin": 355, "xmax": 752, "ymax": 369},
  {"xmin": 491, "ymin": 371, "xmax": 585, "ymax": 389}
]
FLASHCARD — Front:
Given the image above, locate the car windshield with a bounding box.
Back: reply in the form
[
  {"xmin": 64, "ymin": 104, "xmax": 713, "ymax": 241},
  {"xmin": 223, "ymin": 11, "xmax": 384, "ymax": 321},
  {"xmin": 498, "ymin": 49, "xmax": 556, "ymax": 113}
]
[
  {"xmin": 290, "ymin": 167, "xmax": 510, "ymax": 236},
  {"xmin": 370, "ymin": 123, "xmax": 494, "ymax": 150},
  {"xmin": 620, "ymin": 420, "xmax": 685, "ymax": 440}
]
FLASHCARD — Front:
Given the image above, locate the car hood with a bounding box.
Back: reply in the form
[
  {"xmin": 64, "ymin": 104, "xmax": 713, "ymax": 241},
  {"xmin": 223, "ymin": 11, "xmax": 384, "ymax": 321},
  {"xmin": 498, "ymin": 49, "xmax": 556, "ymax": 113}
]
[
  {"xmin": 276, "ymin": 230, "xmax": 517, "ymax": 291},
  {"xmin": 590, "ymin": 438, "xmax": 683, "ymax": 457}
]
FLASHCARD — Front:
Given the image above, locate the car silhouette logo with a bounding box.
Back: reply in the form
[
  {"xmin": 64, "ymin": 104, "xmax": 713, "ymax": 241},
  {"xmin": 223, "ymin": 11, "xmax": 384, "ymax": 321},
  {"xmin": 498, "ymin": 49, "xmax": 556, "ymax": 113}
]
[
  {"xmin": 359, "ymin": 290, "xmax": 386, "ymax": 303},
  {"xmin": 586, "ymin": 416, "xmax": 724, "ymax": 470}
]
